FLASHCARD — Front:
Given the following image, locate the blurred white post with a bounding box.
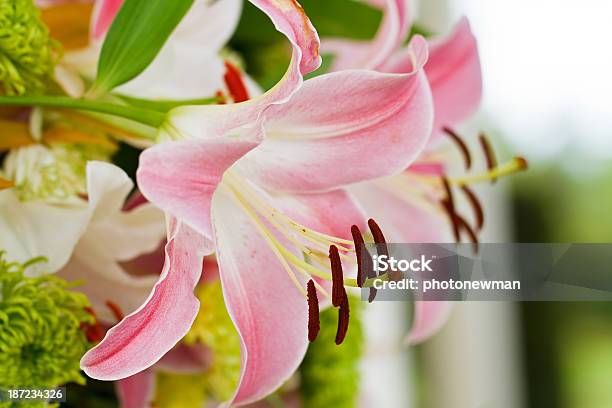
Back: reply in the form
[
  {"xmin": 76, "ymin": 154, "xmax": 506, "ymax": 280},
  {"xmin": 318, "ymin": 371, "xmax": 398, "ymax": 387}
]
[
  {"xmin": 420, "ymin": 1, "xmax": 526, "ymax": 407},
  {"xmin": 361, "ymin": 302, "xmax": 414, "ymax": 407}
]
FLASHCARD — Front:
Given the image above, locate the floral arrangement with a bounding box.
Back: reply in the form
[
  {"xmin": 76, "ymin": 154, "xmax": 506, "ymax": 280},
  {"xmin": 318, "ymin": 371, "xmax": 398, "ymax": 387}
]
[{"xmin": 0, "ymin": 0, "xmax": 526, "ymax": 406}]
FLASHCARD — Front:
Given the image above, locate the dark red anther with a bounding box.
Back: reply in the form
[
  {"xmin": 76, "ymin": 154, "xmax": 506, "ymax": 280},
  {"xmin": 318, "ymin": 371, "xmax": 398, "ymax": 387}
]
[
  {"xmin": 351, "ymin": 225, "xmax": 371, "ymax": 288},
  {"xmin": 441, "ymin": 199, "xmax": 461, "ymax": 243},
  {"xmin": 223, "ymin": 61, "xmax": 250, "ymax": 103},
  {"xmin": 105, "ymin": 300, "xmax": 125, "ymax": 322},
  {"xmin": 335, "ymin": 292, "xmax": 350, "ymax": 345},
  {"xmin": 329, "ymin": 245, "xmax": 346, "ymax": 308},
  {"xmin": 307, "ymin": 280, "xmax": 320, "ymax": 342},
  {"xmin": 460, "ymin": 185, "xmax": 484, "ymax": 231},
  {"xmin": 367, "ymin": 219, "xmax": 389, "ymax": 258},
  {"xmin": 479, "ymin": 132, "xmax": 498, "ymax": 183},
  {"xmin": 455, "ymin": 214, "xmax": 480, "ymax": 254},
  {"xmin": 441, "ymin": 177, "xmax": 461, "ymax": 243},
  {"xmin": 443, "ymin": 126, "xmax": 472, "ymax": 170}
]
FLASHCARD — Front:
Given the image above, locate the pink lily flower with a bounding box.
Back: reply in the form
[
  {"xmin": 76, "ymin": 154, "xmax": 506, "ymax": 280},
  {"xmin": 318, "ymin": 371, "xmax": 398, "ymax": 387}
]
[
  {"xmin": 323, "ymin": 0, "xmax": 483, "ymax": 343},
  {"xmin": 80, "ymin": 2, "xmax": 435, "ymax": 406}
]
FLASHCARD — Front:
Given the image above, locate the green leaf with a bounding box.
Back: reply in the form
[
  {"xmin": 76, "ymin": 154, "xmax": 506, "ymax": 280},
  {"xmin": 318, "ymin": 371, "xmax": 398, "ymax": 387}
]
[{"xmin": 94, "ymin": 0, "xmax": 195, "ymax": 93}]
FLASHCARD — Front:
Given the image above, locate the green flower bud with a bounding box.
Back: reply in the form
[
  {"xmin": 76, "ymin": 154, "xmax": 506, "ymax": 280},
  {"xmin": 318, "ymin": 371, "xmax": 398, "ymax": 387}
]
[
  {"xmin": 0, "ymin": 251, "xmax": 94, "ymax": 390},
  {"xmin": 0, "ymin": 0, "xmax": 59, "ymax": 95},
  {"xmin": 300, "ymin": 294, "xmax": 364, "ymax": 408}
]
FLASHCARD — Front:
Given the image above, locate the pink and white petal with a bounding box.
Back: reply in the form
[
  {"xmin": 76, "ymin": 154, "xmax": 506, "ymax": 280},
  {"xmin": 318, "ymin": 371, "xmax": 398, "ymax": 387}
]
[
  {"xmin": 427, "ymin": 17, "xmax": 482, "ymax": 138},
  {"xmin": 156, "ymin": 343, "xmax": 210, "ymax": 373},
  {"xmin": 249, "ymin": 0, "xmax": 321, "ymax": 75},
  {"xmin": 405, "ymin": 301, "xmax": 453, "ymax": 345},
  {"xmin": 212, "ymin": 188, "xmax": 309, "ymax": 406},
  {"xmin": 348, "ymin": 179, "xmax": 452, "ymax": 244},
  {"xmin": 271, "ymin": 189, "xmax": 366, "ymax": 241},
  {"xmin": 166, "ymin": 0, "xmax": 321, "ymax": 142},
  {"xmin": 91, "ymin": 0, "xmax": 123, "ymax": 41},
  {"xmin": 382, "ymin": 18, "xmax": 482, "ymax": 139},
  {"xmin": 137, "ymin": 138, "xmax": 259, "ymax": 245},
  {"xmin": 236, "ymin": 36, "xmax": 433, "ymax": 192},
  {"xmin": 323, "ymin": 0, "xmax": 409, "ymax": 70},
  {"xmin": 349, "ymin": 180, "xmax": 454, "ymax": 343},
  {"xmin": 81, "ymin": 222, "xmax": 209, "ymax": 380},
  {"xmin": 115, "ymin": 370, "xmax": 155, "ymax": 408}
]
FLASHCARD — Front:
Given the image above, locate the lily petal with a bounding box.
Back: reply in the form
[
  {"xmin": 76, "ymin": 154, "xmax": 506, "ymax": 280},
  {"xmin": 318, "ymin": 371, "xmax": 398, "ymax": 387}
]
[
  {"xmin": 406, "ymin": 301, "xmax": 453, "ymax": 345},
  {"xmin": 212, "ymin": 188, "xmax": 309, "ymax": 406},
  {"xmin": 115, "ymin": 369, "xmax": 155, "ymax": 408},
  {"xmin": 271, "ymin": 189, "xmax": 366, "ymax": 241},
  {"xmin": 156, "ymin": 343, "xmax": 210, "ymax": 374},
  {"xmin": 91, "ymin": 0, "xmax": 123, "ymax": 41},
  {"xmin": 348, "ymin": 180, "xmax": 452, "ymax": 244},
  {"xmin": 235, "ymin": 36, "xmax": 433, "ymax": 192},
  {"xmin": 166, "ymin": 0, "xmax": 321, "ymax": 142},
  {"xmin": 137, "ymin": 138, "xmax": 259, "ymax": 247},
  {"xmin": 322, "ymin": 0, "xmax": 409, "ymax": 70},
  {"xmin": 0, "ymin": 161, "xmax": 134, "ymax": 275},
  {"xmin": 81, "ymin": 221, "xmax": 209, "ymax": 380},
  {"xmin": 57, "ymin": 198, "xmax": 164, "ymax": 321},
  {"xmin": 382, "ymin": 18, "xmax": 482, "ymax": 138}
]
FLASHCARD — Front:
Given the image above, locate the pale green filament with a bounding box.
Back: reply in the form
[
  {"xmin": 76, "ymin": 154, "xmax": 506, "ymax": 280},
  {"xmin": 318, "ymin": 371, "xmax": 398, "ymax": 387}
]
[
  {"xmin": 0, "ymin": 0, "xmax": 59, "ymax": 95},
  {"xmin": 0, "ymin": 251, "xmax": 94, "ymax": 390}
]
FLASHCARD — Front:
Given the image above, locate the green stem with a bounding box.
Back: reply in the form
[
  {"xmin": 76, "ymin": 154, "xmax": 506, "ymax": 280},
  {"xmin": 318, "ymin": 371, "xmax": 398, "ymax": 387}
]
[{"xmin": 0, "ymin": 95, "xmax": 166, "ymax": 128}]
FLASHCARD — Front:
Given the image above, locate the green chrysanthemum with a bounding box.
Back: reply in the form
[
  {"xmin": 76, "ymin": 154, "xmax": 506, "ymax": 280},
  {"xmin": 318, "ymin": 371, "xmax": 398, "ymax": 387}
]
[
  {"xmin": 0, "ymin": 252, "xmax": 93, "ymax": 391},
  {"xmin": 0, "ymin": 0, "xmax": 59, "ymax": 96},
  {"xmin": 181, "ymin": 281, "xmax": 241, "ymax": 403},
  {"xmin": 300, "ymin": 294, "xmax": 364, "ymax": 408}
]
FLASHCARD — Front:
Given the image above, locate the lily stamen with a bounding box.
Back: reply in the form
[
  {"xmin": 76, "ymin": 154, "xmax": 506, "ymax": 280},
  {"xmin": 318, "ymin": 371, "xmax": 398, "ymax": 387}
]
[
  {"xmin": 307, "ymin": 280, "xmax": 320, "ymax": 342},
  {"xmin": 479, "ymin": 132, "xmax": 498, "ymax": 183},
  {"xmin": 443, "ymin": 126, "xmax": 472, "ymax": 170},
  {"xmin": 335, "ymin": 293, "xmax": 350, "ymax": 345},
  {"xmin": 449, "ymin": 157, "xmax": 528, "ymax": 187},
  {"xmin": 223, "ymin": 61, "xmax": 250, "ymax": 103},
  {"xmin": 329, "ymin": 245, "xmax": 346, "ymax": 307},
  {"xmin": 105, "ymin": 300, "xmax": 125, "ymax": 322},
  {"xmin": 460, "ymin": 185, "xmax": 485, "ymax": 230}
]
